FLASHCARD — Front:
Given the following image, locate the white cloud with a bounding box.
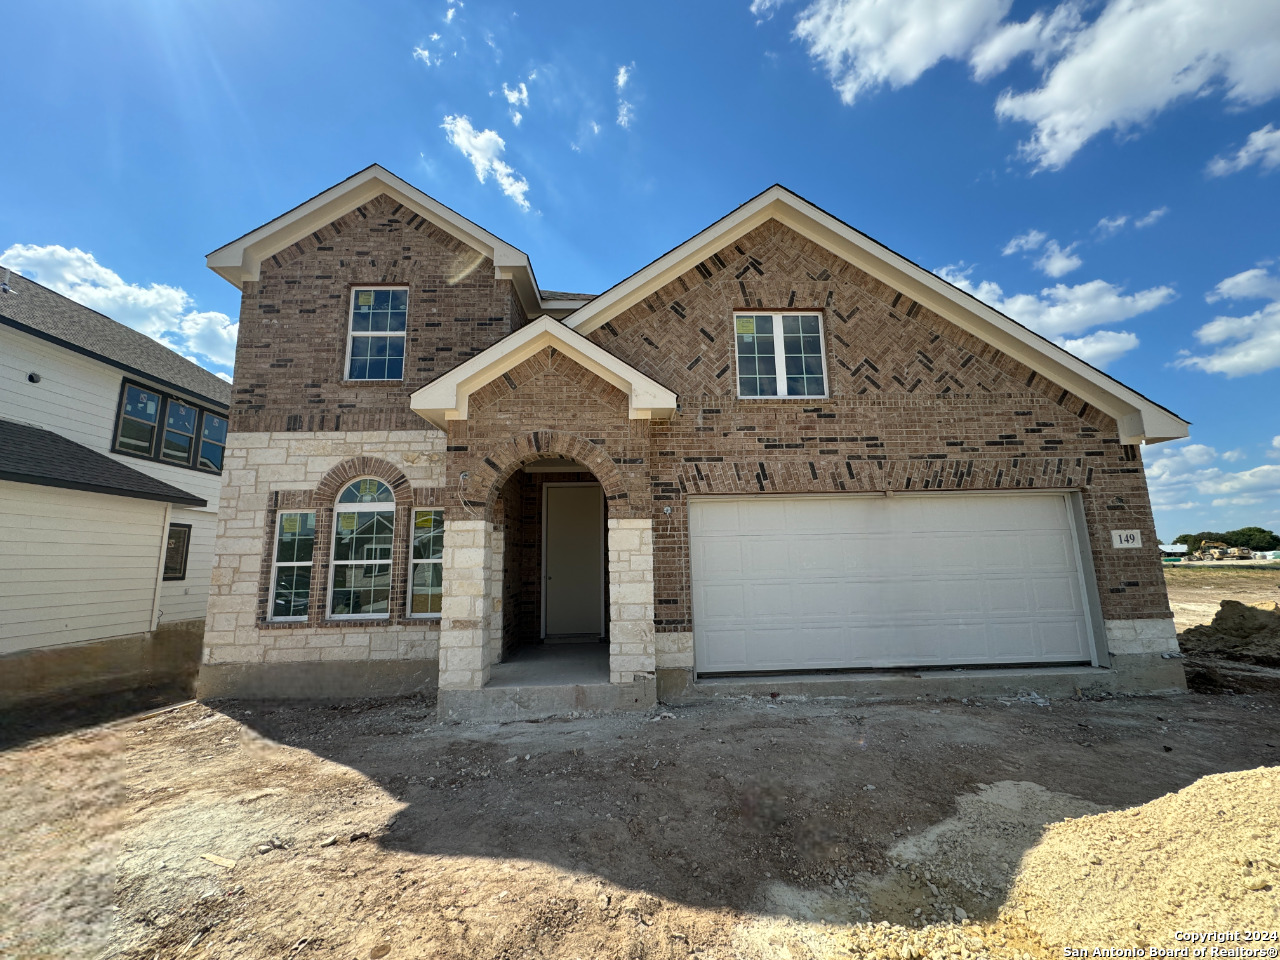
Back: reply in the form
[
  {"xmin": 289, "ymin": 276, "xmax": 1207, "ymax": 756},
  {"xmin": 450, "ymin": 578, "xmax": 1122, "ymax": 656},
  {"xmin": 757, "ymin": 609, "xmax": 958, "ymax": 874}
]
[
  {"xmin": 1207, "ymin": 123, "xmax": 1280, "ymax": 177},
  {"xmin": 502, "ymin": 82, "xmax": 529, "ymax": 107},
  {"xmin": 1002, "ymin": 229, "xmax": 1045, "ymax": 255},
  {"xmin": 1223, "ymin": 448, "xmax": 1248, "ymax": 462},
  {"xmin": 1, "ymin": 244, "xmax": 236, "ymax": 372},
  {"xmin": 440, "ymin": 115, "xmax": 531, "ymax": 211},
  {"xmin": 1095, "ymin": 214, "xmax": 1128, "ymax": 236},
  {"xmin": 1053, "ymin": 329, "xmax": 1138, "ymax": 366},
  {"xmin": 412, "ymin": 46, "xmax": 433, "ymax": 66},
  {"xmin": 511, "ymin": 111, "xmax": 522, "ymax": 126},
  {"xmin": 616, "ymin": 64, "xmax": 631, "ymax": 92},
  {"xmin": 770, "ymin": 0, "xmax": 1280, "ymax": 169},
  {"xmin": 1134, "ymin": 206, "xmax": 1168, "ymax": 228},
  {"xmin": 1034, "ymin": 239, "xmax": 1082, "ymax": 278},
  {"xmin": 617, "ymin": 100, "xmax": 634, "ymax": 129},
  {"xmin": 1178, "ymin": 265, "xmax": 1280, "ymax": 376},
  {"xmin": 445, "ymin": 5, "xmax": 456, "ymax": 24},
  {"xmin": 938, "ymin": 264, "xmax": 1174, "ymax": 338},
  {"xmin": 1146, "ymin": 440, "xmax": 1280, "ymax": 526},
  {"xmin": 590, "ymin": 120, "xmax": 601, "ymax": 135},
  {"xmin": 1274, "ymin": 436, "xmax": 1280, "ymax": 450}
]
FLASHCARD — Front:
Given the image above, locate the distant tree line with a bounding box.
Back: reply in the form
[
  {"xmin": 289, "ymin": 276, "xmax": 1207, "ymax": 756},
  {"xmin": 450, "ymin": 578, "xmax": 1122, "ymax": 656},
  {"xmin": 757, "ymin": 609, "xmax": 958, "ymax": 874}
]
[{"xmin": 1171, "ymin": 527, "xmax": 1280, "ymax": 553}]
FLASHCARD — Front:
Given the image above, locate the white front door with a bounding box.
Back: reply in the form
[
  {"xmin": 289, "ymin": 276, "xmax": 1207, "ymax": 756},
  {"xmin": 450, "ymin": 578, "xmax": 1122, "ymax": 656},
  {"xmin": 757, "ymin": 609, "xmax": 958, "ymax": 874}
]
[
  {"xmin": 689, "ymin": 492, "xmax": 1095, "ymax": 674},
  {"xmin": 543, "ymin": 483, "xmax": 605, "ymax": 638}
]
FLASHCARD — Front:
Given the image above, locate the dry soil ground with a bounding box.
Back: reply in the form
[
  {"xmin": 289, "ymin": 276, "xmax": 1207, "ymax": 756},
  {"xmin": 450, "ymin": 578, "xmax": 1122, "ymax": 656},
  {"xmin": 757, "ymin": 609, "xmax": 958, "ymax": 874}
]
[
  {"xmin": 2, "ymin": 567, "xmax": 1278, "ymax": 960},
  {"xmin": 1164, "ymin": 562, "xmax": 1280, "ymax": 632}
]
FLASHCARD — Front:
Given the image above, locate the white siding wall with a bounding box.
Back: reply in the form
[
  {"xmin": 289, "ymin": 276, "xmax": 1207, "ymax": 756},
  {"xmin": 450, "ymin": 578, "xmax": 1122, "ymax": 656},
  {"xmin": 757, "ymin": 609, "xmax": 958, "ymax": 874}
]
[
  {"xmin": 0, "ymin": 326, "xmax": 224, "ymax": 624},
  {"xmin": 0, "ymin": 480, "xmax": 168, "ymax": 654}
]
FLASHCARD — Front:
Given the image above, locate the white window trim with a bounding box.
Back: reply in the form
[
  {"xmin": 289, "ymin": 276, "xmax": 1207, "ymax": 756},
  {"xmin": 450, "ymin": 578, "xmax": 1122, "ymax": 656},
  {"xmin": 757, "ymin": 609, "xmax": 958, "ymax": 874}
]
[
  {"xmin": 733, "ymin": 311, "xmax": 830, "ymax": 400},
  {"xmin": 344, "ymin": 286, "xmax": 409, "ymax": 382},
  {"xmin": 407, "ymin": 509, "xmax": 444, "ymax": 619},
  {"xmin": 328, "ymin": 480, "xmax": 396, "ymax": 620},
  {"xmin": 268, "ymin": 510, "xmax": 315, "ymax": 622}
]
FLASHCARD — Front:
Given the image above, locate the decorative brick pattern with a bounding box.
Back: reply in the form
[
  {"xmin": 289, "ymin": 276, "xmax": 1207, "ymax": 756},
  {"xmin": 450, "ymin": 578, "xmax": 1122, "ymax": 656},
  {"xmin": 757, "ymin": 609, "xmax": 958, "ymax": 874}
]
[
  {"xmin": 204, "ymin": 429, "xmax": 445, "ymax": 666},
  {"xmin": 584, "ymin": 218, "xmax": 1173, "ymax": 631},
  {"xmin": 231, "ymin": 193, "xmax": 527, "ymax": 435}
]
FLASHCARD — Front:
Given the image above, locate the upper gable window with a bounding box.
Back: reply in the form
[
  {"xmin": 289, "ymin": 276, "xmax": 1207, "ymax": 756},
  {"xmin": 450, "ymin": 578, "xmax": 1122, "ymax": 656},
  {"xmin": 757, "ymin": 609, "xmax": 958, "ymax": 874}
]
[
  {"xmin": 734, "ymin": 313, "xmax": 827, "ymax": 399},
  {"xmin": 346, "ymin": 287, "xmax": 407, "ymax": 381}
]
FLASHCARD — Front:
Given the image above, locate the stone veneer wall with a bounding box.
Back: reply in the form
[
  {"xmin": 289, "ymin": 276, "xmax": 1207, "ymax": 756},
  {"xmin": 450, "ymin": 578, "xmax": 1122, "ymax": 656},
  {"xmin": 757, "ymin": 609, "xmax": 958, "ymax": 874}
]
[
  {"xmin": 201, "ymin": 429, "xmax": 446, "ymax": 680},
  {"xmin": 607, "ymin": 519, "xmax": 656, "ymax": 683}
]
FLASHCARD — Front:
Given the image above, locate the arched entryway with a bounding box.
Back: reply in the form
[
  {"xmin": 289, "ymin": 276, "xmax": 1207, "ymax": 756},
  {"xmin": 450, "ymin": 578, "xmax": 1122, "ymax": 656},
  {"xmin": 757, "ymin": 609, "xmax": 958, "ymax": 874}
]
[{"xmin": 489, "ymin": 456, "xmax": 609, "ymax": 685}]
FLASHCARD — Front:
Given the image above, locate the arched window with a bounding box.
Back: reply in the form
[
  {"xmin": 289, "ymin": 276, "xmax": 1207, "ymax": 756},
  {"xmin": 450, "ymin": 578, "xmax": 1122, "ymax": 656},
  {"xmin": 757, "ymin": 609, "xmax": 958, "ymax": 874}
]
[{"xmin": 329, "ymin": 478, "xmax": 396, "ymax": 617}]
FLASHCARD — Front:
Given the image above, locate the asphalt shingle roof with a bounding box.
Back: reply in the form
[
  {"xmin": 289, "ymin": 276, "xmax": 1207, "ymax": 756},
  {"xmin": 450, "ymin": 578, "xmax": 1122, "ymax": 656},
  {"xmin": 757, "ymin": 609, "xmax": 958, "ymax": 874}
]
[
  {"xmin": 0, "ymin": 268, "xmax": 232, "ymax": 409},
  {"xmin": 0, "ymin": 418, "xmax": 207, "ymax": 507}
]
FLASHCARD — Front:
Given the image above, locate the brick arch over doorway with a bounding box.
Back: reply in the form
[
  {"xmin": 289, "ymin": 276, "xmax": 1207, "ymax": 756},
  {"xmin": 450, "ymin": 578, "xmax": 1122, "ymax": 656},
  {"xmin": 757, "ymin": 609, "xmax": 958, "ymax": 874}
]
[{"xmin": 462, "ymin": 430, "xmax": 640, "ymax": 522}]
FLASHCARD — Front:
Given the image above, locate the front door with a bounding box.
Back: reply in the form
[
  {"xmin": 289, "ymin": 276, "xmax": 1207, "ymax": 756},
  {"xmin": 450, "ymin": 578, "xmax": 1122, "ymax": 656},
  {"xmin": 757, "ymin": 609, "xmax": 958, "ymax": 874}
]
[{"xmin": 543, "ymin": 483, "xmax": 605, "ymax": 638}]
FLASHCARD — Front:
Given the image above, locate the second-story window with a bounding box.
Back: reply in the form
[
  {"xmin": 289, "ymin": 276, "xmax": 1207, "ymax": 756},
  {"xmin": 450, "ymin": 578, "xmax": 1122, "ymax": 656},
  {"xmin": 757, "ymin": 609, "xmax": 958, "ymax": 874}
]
[
  {"xmin": 116, "ymin": 385, "xmax": 162, "ymax": 456},
  {"xmin": 199, "ymin": 414, "xmax": 228, "ymax": 472},
  {"xmin": 111, "ymin": 380, "xmax": 230, "ymax": 475},
  {"xmin": 161, "ymin": 401, "xmax": 198, "ymax": 465},
  {"xmin": 347, "ymin": 287, "xmax": 407, "ymax": 381}
]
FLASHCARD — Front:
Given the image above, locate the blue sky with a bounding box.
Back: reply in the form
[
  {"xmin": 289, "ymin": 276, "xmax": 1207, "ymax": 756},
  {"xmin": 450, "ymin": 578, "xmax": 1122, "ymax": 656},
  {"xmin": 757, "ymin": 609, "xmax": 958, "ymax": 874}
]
[{"xmin": 1, "ymin": 0, "xmax": 1278, "ymax": 541}]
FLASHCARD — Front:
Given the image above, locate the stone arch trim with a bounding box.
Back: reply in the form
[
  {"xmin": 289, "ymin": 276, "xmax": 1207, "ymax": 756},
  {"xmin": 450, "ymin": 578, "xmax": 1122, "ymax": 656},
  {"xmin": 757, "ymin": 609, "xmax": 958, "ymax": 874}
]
[
  {"xmin": 315, "ymin": 456, "xmax": 415, "ymax": 507},
  {"xmin": 467, "ymin": 430, "xmax": 638, "ymax": 522}
]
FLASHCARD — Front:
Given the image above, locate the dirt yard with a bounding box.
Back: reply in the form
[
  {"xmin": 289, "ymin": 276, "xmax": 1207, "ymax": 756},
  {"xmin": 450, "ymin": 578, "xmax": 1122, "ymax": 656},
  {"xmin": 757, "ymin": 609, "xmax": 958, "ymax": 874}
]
[
  {"xmin": 3, "ymin": 686, "xmax": 1278, "ymax": 960},
  {"xmin": 1164, "ymin": 563, "xmax": 1280, "ymax": 632}
]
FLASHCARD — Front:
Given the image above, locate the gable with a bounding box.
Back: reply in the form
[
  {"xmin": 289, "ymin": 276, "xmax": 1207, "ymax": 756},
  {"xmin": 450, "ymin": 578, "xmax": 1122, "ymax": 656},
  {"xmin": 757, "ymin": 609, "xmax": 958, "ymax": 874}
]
[
  {"xmin": 409, "ymin": 317, "xmax": 677, "ymax": 430},
  {"xmin": 568, "ymin": 186, "xmax": 1187, "ymax": 445},
  {"xmin": 589, "ymin": 218, "xmax": 1115, "ymax": 431}
]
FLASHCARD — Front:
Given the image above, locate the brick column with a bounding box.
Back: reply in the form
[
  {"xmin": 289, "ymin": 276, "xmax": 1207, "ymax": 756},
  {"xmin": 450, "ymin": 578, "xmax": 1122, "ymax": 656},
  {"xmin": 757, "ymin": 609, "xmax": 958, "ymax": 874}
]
[
  {"xmin": 438, "ymin": 519, "xmax": 494, "ymax": 690},
  {"xmin": 607, "ymin": 518, "xmax": 656, "ymax": 684}
]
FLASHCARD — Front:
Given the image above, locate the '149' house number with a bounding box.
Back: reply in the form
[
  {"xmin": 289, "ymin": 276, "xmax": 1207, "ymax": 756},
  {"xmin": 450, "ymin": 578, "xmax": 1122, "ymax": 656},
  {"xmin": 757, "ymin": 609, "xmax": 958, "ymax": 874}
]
[{"xmin": 1111, "ymin": 529, "xmax": 1142, "ymax": 549}]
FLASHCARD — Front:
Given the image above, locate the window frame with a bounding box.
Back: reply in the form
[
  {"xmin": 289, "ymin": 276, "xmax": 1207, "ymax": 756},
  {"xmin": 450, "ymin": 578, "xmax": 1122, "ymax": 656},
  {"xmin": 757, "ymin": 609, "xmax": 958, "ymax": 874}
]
[
  {"xmin": 732, "ymin": 311, "xmax": 830, "ymax": 400},
  {"xmin": 327, "ymin": 478, "xmax": 397, "ymax": 620},
  {"xmin": 159, "ymin": 399, "xmax": 199, "ymax": 467},
  {"xmin": 268, "ymin": 510, "xmax": 316, "ymax": 622},
  {"xmin": 162, "ymin": 523, "xmax": 192, "ymax": 581},
  {"xmin": 407, "ymin": 509, "xmax": 444, "ymax": 619},
  {"xmin": 197, "ymin": 411, "xmax": 229, "ymax": 474},
  {"xmin": 110, "ymin": 378, "xmax": 230, "ymax": 475},
  {"xmin": 344, "ymin": 285, "xmax": 409, "ymax": 382}
]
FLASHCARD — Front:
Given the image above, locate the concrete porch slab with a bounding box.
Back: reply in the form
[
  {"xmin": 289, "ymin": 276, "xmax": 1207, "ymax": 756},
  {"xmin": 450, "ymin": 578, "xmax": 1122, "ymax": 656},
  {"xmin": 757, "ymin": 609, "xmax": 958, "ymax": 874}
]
[
  {"xmin": 438, "ymin": 672, "xmax": 656, "ymax": 722},
  {"xmin": 487, "ymin": 644, "xmax": 609, "ymax": 687}
]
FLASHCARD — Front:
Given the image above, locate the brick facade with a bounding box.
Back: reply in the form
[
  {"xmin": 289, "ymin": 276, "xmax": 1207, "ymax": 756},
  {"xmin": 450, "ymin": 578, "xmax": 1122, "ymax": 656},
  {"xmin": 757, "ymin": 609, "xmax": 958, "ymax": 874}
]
[{"xmin": 200, "ymin": 186, "xmax": 1181, "ymax": 705}]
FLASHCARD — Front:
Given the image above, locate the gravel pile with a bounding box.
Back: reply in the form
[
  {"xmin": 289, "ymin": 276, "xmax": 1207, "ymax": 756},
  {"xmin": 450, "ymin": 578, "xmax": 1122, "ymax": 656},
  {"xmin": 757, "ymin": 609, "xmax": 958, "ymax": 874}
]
[{"xmin": 1005, "ymin": 766, "xmax": 1280, "ymax": 951}]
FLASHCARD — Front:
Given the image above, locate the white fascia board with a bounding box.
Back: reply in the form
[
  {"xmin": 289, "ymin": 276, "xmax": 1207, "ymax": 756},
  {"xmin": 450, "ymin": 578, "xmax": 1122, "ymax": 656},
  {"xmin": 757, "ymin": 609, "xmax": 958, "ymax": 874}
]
[
  {"xmin": 567, "ymin": 187, "xmax": 1187, "ymax": 446},
  {"xmin": 206, "ymin": 165, "xmax": 544, "ymax": 317},
  {"xmin": 409, "ymin": 317, "xmax": 677, "ymax": 430}
]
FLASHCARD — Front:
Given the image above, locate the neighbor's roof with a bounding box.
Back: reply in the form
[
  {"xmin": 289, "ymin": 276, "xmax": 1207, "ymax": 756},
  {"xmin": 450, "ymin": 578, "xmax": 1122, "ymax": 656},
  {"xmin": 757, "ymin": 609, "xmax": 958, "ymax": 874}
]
[
  {"xmin": 0, "ymin": 418, "xmax": 207, "ymax": 507},
  {"xmin": 561, "ymin": 184, "xmax": 1189, "ymax": 446},
  {"xmin": 0, "ymin": 270, "xmax": 231, "ymax": 410}
]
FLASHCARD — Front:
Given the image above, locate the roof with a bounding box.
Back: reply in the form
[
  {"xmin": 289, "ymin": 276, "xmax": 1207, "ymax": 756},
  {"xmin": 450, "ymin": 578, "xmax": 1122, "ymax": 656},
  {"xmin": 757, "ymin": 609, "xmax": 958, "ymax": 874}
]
[
  {"xmin": 0, "ymin": 419, "xmax": 207, "ymax": 507},
  {"xmin": 410, "ymin": 317, "xmax": 677, "ymax": 429},
  {"xmin": 0, "ymin": 269, "xmax": 231, "ymax": 410},
  {"xmin": 562, "ymin": 184, "xmax": 1189, "ymax": 446},
  {"xmin": 206, "ymin": 164, "xmax": 583, "ymax": 322},
  {"xmin": 539, "ymin": 290, "xmax": 596, "ymax": 302}
]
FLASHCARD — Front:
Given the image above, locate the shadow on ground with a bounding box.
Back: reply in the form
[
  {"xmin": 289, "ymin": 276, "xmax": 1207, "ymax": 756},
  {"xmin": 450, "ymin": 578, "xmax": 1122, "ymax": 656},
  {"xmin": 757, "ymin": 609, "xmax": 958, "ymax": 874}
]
[{"xmin": 0, "ymin": 684, "xmax": 189, "ymax": 752}]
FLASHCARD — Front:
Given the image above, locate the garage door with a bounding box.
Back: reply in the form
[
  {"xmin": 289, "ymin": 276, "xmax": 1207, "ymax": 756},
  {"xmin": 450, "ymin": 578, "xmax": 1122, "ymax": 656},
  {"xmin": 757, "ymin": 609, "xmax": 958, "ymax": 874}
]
[{"xmin": 689, "ymin": 493, "xmax": 1095, "ymax": 674}]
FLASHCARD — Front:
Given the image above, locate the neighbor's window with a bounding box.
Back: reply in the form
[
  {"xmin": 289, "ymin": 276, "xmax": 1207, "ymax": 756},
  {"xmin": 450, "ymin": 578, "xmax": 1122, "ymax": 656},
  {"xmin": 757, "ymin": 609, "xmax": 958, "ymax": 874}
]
[
  {"xmin": 198, "ymin": 413, "xmax": 228, "ymax": 473},
  {"xmin": 116, "ymin": 384, "xmax": 162, "ymax": 456},
  {"xmin": 161, "ymin": 400, "xmax": 198, "ymax": 465},
  {"xmin": 163, "ymin": 523, "xmax": 192, "ymax": 581},
  {"xmin": 734, "ymin": 313, "xmax": 827, "ymax": 398},
  {"xmin": 329, "ymin": 479, "xmax": 396, "ymax": 617},
  {"xmin": 269, "ymin": 511, "xmax": 315, "ymax": 620},
  {"xmin": 409, "ymin": 509, "xmax": 444, "ymax": 617},
  {"xmin": 346, "ymin": 288, "xmax": 407, "ymax": 381}
]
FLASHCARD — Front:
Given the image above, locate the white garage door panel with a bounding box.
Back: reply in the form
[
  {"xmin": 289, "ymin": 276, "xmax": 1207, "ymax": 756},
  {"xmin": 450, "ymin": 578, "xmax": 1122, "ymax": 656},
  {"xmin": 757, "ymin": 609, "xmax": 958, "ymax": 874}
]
[{"xmin": 689, "ymin": 494, "xmax": 1094, "ymax": 673}]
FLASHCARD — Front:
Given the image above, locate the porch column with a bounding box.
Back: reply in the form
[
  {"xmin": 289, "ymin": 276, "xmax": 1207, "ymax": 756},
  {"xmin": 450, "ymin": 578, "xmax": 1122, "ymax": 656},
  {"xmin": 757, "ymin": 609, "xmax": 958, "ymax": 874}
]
[
  {"xmin": 607, "ymin": 518, "xmax": 656, "ymax": 684},
  {"xmin": 438, "ymin": 518, "xmax": 497, "ymax": 690}
]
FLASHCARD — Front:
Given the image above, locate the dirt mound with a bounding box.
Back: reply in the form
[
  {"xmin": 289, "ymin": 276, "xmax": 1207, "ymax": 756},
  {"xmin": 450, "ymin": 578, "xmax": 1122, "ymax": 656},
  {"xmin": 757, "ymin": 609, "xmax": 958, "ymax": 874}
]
[
  {"xmin": 1179, "ymin": 600, "xmax": 1280, "ymax": 667},
  {"xmin": 1006, "ymin": 767, "xmax": 1280, "ymax": 951}
]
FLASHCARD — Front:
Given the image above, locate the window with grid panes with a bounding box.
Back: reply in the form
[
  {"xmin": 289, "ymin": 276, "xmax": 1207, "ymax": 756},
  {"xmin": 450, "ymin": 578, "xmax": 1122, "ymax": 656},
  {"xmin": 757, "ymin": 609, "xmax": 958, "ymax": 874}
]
[
  {"xmin": 329, "ymin": 479, "xmax": 395, "ymax": 617},
  {"xmin": 733, "ymin": 313, "xmax": 827, "ymax": 398},
  {"xmin": 269, "ymin": 512, "xmax": 315, "ymax": 619},
  {"xmin": 409, "ymin": 510, "xmax": 444, "ymax": 616},
  {"xmin": 347, "ymin": 288, "xmax": 407, "ymax": 380}
]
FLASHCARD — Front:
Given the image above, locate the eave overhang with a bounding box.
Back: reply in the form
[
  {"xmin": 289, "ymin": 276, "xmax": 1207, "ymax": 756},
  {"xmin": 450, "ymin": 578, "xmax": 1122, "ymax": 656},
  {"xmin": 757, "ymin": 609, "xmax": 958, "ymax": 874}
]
[
  {"xmin": 409, "ymin": 317, "xmax": 678, "ymax": 430},
  {"xmin": 564, "ymin": 186, "xmax": 1189, "ymax": 446}
]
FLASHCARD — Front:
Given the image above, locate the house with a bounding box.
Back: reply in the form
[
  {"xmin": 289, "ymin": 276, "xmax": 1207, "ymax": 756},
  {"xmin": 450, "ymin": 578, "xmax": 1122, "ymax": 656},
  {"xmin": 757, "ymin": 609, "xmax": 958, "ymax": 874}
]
[
  {"xmin": 0, "ymin": 270, "xmax": 231, "ymax": 708},
  {"xmin": 198, "ymin": 165, "xmax": 1189, "ymax": 718}
]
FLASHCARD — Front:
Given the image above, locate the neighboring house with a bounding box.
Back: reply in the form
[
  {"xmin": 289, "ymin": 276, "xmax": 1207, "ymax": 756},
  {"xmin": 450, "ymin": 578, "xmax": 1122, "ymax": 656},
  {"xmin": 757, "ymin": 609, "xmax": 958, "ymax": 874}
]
[
  {"xmin": 0, "ymin": 270, "xmax": 231, "ymax": 707},
  {"xmin": 199, "ymin": 165, "xmax": 1189, "ymax": 718}
]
